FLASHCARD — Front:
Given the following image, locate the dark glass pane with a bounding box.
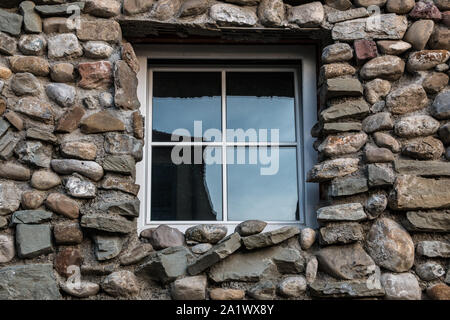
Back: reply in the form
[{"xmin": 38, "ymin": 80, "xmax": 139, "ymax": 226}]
[
  {"xmin": 153, "ymin": 72, "xmax": 222, "ymax": 142},
  {"xmin": 151, "ymin": 147, "xmax": 222, "ymax": 221},
  {"xmin": 226, "ymin": 72, "xmax": 296, "ymax": 142},
  {"xmin": 227, "ymin": 147, "xmax": 299, "ymax": 221}
]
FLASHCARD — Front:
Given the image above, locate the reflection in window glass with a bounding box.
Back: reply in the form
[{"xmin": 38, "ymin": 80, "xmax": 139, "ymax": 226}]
[
  {"xmin": 151, "ymin": 147, "xmax": 222, "ymax": 221},
  {"xmin": 226, "ymin": 72, "xmax": 296, "ymax": 142},
  {"xmin": 152, "ymin": 72, "xmax": 222, "ymax": 142},
  {"xmin": 227, "ymin": 147, "xmax": 299, "ymax": 221}
]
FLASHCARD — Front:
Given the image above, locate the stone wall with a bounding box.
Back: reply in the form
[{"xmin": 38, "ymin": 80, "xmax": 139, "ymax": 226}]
[{"xmin": 0, "ymin": 0, "xmax": 449, "ymax": 300}]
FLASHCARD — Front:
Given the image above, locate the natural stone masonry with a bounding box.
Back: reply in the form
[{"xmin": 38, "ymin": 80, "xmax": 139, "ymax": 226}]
[{"xmin": 0, "ymin": 0, "xmax": 448, "ymax": 301}]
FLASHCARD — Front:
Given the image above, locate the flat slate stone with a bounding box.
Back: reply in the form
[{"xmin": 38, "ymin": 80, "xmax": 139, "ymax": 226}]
[
  {"xmin": 16, "ymin": 224, "xmax": 52, "ymax": 259},
  {"xmin": 317, "ymin": 203, "xmax": 367, "ymax": 222},
  {"xmin": 93, "ymin": 235, "xmax": 123, "ymax": 261},
  {"xmin": 309, "ymin": 277, "xmax": 384, "ymax": 298},
  {"xmin": 10, "ymin": 210, "xmax": 52, "ymax": 225},
  {"xmin": 242, "ymin": 226, "xmax": 300, "ymax": 250},
  {"xmin": 187, "ymin": 233, "xmax": 241, "ymax": 275},
  {"xmin": 35, "ymin": 2, "xmax": 85, "ymax": 16},
  {"xmin": 0, "ymin": 31, "xmax": 17, "ymax": 55},
  {"xmin": 330, "ymin": 176, "xmax": 368, "ymax": 197},
  {"xmin": 0, "ymin": 9, "xmax": 23, "ymax": 36},
  {"xmin": 103, "ymin": 155, "xmax": 135, "ymax": 175},
  {"xmin": 0, "ymin": 264, "xmax": 61, "ymax": 300},
  {"xmin": 99, "ymin": 199, "xmax": 140, "ymax": 217},
  {"xmin": 394, "ymin": 160, "xmax": 450, "ymax": 177},
  {"xmin": 403, "ymin": 210, "xmax": 450, "ymax": 232},
  {"xmin": 80, "ymin": 213, "xmax": 134, "ymax": 234}
]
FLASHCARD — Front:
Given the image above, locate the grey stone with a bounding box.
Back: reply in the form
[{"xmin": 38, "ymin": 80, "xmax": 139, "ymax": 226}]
[
  {"xmin": 0, "ymin": 181, "xmax": 21, "ymax": 215},
  {"xmin": 242, "ymin": 226, "xmax": 300, "ymax": 250},
  {"xmin": 402, "ymin": 136, "xmax": 444, "ymax": 160},
  {"xmin": 325, "ymin": 0, "xmax": 352, "ymax": 10},
  {"xmin": 81, "ymin": 213, "xmax": 134, "ymax": 234},
  {"xmin": 362, "ymin": 113, "xmax": 393, "ymax": 133},
  {"xmin": 99, "ymin": 199, "xmax": 140, "ymax": 218},
  {"xmin": 18, "ymin": 34, "xmax": 46, "ymax": 56},
  {"xmin": 136, "ymin": 246, "xmax": 195, "ymax": 284},
  {"xmin": 394, "ymin": 115, "xmax": 440, "ymax": 138},
  {"xmin": 365, "ymin": 192, "xmax": 388, "ymax": 219},
  {"xmin": 300, "ymin": 228, "xmax": 316, "ymax": 250},
  {"xmin": 83, "ymin": 41, "xmax": 113, "ymax": 59},
  {"xmin": 319, "ymin": 223, "xmax": 364, "ymax": 245},
  {"xmin": 35, "ymin": 2, "xmax": 85, "ymax": 16},
  {"xmin": 0, "ymin": 217, "xmax": 8, "ymax": 229},
  {"xmin": 51, "ymin": 159, "xmax": 104, "ymax": 182},
  {"xmin": 323, "ymin": 78, "xmax": 363, "ymax": 98},
  {"xmin": 14, "ymin": 97, "xmax": 54, "ymax": 124},
  {"xmin": 235, "ymin": 220, "xmax": 267, "ymax": 236},
  {"xmin": 320, "ymin": 98, "xmax": 370, "ymax": 122},
  {"xmin": 395, "ymin": 160, "xmax": 450, "ymax": 177},
  {"xmin": 103, "ymin": 155, "xmax": 135, "ymax": 175},
  {"xmin": 391, "ymin": 175, "xmax": 450, "ymax": 210},
  {"xmin": 187, "ymin": 233, "xmax": 242, "ymax": 275},
  {"xmin": 150, "ymin": 0, "xmax": 182, "ymax": 21},
  {"xmin": 60, "ymin": 281, "xmax": 99, "ymax": 298},
  {"xmin": 210, "ymin": 3, "xmax": 258, "ymax": 27},
  {"xmin": 0, "ymin": 119, "xmax": 9, "ymax": 138},
  {"xmin": 47, "ymin": 33, "xmax": 82, "ymax": 59},
  {"xmin": 322, "ymin": 122, "xmax": 362, "ymax": 134},
  {"xmin": 191, "ymin": 243, "xmax": 212, "ymax": 255},
  {"xmin": 377, "ymin": 40, "xmax": 412, "ymax": 55},
  {"xmin": 416, "ymin": 262, "xmax": 445, "ymax": 281},
  {"xmin": 20, "ymin": 1, "xmax": 42, "ymax": 34},
  {"xmin": 114, "ymin": 60, "xmax": 140, "ymax": 110},
  {"xmin": 258, "ymin": 0, "xmax": 285, "ymax": 27},
  {"xmin": 99, "ymin": 92, "xmax": 114, "ymax": 108},
  {"xmin": 0, "ymin": 8, "xmax": 23, "ymax": 36},
  {"xmin": 0, "ymin": 264, "xmax": 61, "ymax": 300},
  {"xmin": 317, "ymin": 203, "xmax": 367, "ymax": 222},
  {"xmin": 403, "ymin": 210, "xmax": 450, "ymax": 232},
  {"xmin": 272, "ymin": 247, "xmax": 305, "ymax": 274},
  {"xmin": 277, "ymin": 276, "xmax": 307, "ymax": 298},
  {"xmin": 15, "ymin": 141, "xmax": 52, "ymax": 168},
  {"xmin": 416, "ymin": 241, "xmax": 450, "ymax": 258},
  {"xmin": 16, "ymin": 224, "xmax": 52, "ymax": 259},
  {"xmin": 178, "ymin": 0, "xmax": 210, "ymax": 17},
  {"xmin": 46, "ymin": 83, "xmax": 76, "ymax": 108},
  {"xmin": 318, "ymin": 132, "xmax": 367, "ymax": 157},
  {"xmin": 287, "ymin": 1, "xmax": 324, "ymax": 27},
  {"xmin": 310, "ymin": 275, "xmax": 384, "ymax": 298},
  {"xmin": 368, "ymin": 163, "xmax": 395, "ymax": 187},
  {"xmin": 367, "ymin": 218, "xmax": 414, "ymax": 272},
  {"xmin": 185, "ymin": 224, "xmax": 227, "ymax": 244},
  {"xmin": 381, "ymin": 272, "xmax": 421, "ymax": 300},
  {"xmin": 0, "ymin": 234, "xmax": 14, "ymax": 263},
  {"xmin": 438, "ymin": 123, "xmax": 450, "ymax": 145},
  {"xmin": 247, "ymin": 280, "xmax": 276, "ymax": 300},
  {"xmin": 306, "ymin": 256, "xmax": 318, "ymax": 284},
  {"xmin": 65, "ymin": 175, "xmax": 97, "ymax": 198},
  {"xmin": 307, "ymin": 158, "xmax": 360, "ymax": 182},
  {"xmin": 11, "ymin": 72, "xmax": 40, "ymax": 96},
  {"xmin": 140, "ymin": 225, "xmax": 185, "ymax": 249},
  {"xmin": 208, "ymin": 245, "xmax": 282, "ymax": 282},
  {"xmin": 93, "ymin": 235, "xmax": 123, "ymax": 261},
  {"xmin": 171, "ymin": 275, "xmax": 207, "ymax": 300},
  {"xmin": 430, "ymin": 91, "xmax": 450, "ymax": 120},
  {"xmin": 123, "ymin": 0, "xmax": 155, "ymax": 15},
  {"xmin": 332, "ymin": 14, "xmax": 407, "ymax": 41},
  {"xmin": 102, "ymin": 270, "xmax": 139, "ymax": 297},
  {"xmin": 0, "ymin": 131, "xmax": 20, "ymax": 160},
  {"xmin": 120, "ymin": 244, "xmax": 154, "ymax": 266},
  {"xmin": 317, "ymin": 243, "xmax": 376, "ymax": 280},
  {"xmin": 84, "ymin": 0, "xmax": 121, "ymax": 18},
  {"xmin": 365, "ymin": 147, "xmax": 394, "ymax": 163},
  {"xmin": 321, "ymin": 43, "xmax": 353, "ymax": 64},
  {"xmin": 330, "ymin": 176, "xmax": 368, "ymax": 197},
  {"xmin": 361, "ymin": 55, "xmax": 405, "ymax": 81},
  {"xmin": 0, "ymin": 31, "xmax": 16, "ymax": 55},
  {"xmin": 26, "ymin": 127, "xmax": 58, "ymax": 145},
  {"xmin": 328, "ymin": 8, "xmax": 369, "ymax": 23},
  {"xmin": 11, "ymin": 210, "xmax": 52, "ymax": 225}
]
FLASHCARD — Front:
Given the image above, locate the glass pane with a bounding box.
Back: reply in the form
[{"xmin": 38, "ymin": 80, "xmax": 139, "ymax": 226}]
[
  {"xmin": 226, "ymin": 72, "xmax": 296, "ymax": 142},
  {"xmin": 151, "ymin": 147, "xmax": 222, "ymax": 221},
  {"xmin": 227, "ymin": 147, "xmax": 299, "ymax": 221},
  {"xmin": 152, "ymin": 72, "xmax": 222, "ymax": 142}
]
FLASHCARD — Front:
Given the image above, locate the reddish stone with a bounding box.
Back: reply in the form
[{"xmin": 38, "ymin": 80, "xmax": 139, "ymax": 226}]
[
  {"xmin": 354, "ymin": 39, "xmax": 378, "ymax": 64},
  {"xmin": 0, "ymin": 98, "xmax": 6, "ymax": 116},
  {"xmin": 46, "ymin": 193, "xmax": 80, "ymax": 219},
  {"xmin": 409, "ymin": 1, "xmax": 442, "ymax": 20},
  {"xmin": 443, "ymin": 11, "xmax": 450, "ymax": 27},
  {"xmin": 132, "ymin": 111, "xmax": 144, "ymax": 139},
  {"xmin": 4, "ymin": 111, "xmax": 24, "ymax": 131},
  {"xmin": 55, "ymin": 106, "xmax": 85, "ymax": 133},
  {"xmin": 54, "ymin": 247, "xmax": 83, "ymax": 278},
  {"xmin": 78, "ymin": 61, "xmax": 113, "ymax": 90},
  {"xmin": 427, "ymin": 284, "xmax": 450, "ymax": 300},
  {"xmin": 54, "ymin": 222, "xmax": 83, "ymax": 245}
]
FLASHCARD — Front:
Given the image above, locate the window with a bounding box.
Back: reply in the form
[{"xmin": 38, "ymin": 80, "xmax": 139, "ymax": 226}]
[{"xmin": 135, "ymin": 45, "xmax": 319, "ymax": 233}]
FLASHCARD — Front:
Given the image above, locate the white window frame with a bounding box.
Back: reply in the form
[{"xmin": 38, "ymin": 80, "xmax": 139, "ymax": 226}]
[{"xmin": 134, "ymin": 45, "xmax": 319, "ymax": 235}]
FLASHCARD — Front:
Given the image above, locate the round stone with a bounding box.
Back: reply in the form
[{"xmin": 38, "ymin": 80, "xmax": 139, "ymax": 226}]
[
  {"xmin": 209, "ymin": 288, "xmax": 245, "ymax": 300},
  {"xmin": 31, "ymin": 170, "xmax": 61, "ymax": 190},
  {"xmin": 0, "ymin": 234, "xmax": 15, "ymax": 263},
  {"xmin": 381, "ymin": 272, "xmax": 421, "ymax": 300},
  {"xmin": 235, "ymin": 220, "xmax": 267, "ymax": 236},
  {"xmin": 365, "ymin": 192, "xmax": 388, "ymax": 219},
  {"xmin": 102, "ymin": 271, "xmax": 140, "ymax": 297},
  {"xmin": 300, "ymin": 228, "xmax": 316, "ymax": 250},
  {"xmin": 21, "ymin": 190, "xmax": 45, "ymax": 209},
  {"xmin": 415, "ymin": 262, "xmax": 445, "ymax": 281},
  {"xmin": 386, "ymin": 0, "xmax": 415, "ymax": 13},
  {"xmin": 18, "ymin": 34, "xmax": 46, "ymax": 56},
  {"xmin": 277, "ymin": 276, "xmax": 307, "ymax": 298}
]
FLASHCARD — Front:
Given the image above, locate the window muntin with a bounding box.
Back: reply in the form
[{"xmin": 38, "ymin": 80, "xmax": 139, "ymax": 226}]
[{"xmin": 148, "ymin": 66, "xmax": 304, "ymax": 224}]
